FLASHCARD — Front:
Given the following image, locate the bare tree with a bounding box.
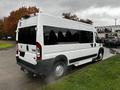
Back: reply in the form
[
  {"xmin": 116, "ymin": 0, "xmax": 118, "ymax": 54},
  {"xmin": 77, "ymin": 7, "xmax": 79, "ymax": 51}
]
[
  {"xmin": 80, "ymin": 19, "xmax": 93, "ymax": 25},
  {"xmin": 62, "ymin": 12, "xmax": 93, "ymax": 25},
  {"xmin": 62, "ymin": 12, "xmax": 79, "ymax": 21}
]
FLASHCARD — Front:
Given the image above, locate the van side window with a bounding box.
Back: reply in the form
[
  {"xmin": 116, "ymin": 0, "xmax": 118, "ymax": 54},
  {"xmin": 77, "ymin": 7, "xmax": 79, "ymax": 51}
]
[
  {"xmin": 58, "ymin": 31, "xmax": 65, "ymax": 42},
  {"xmin": 79, "ymin": 31, "xmax": 93, "ymax": 43},
  {"xmin": 43, "ymin": 26, "xmax": 93, "ymax": 45},
  {"xmin": 65, "ymin": 31, "xmax": 72, "ymax": 42},
  {"xmin": 44, "ymin": 33, "xmax": 49, "ymax": 45},
  {"xmin": 95, "ymin": 32, "xmax": 100, "ymax": 43},
  {"xmin": 72, "ymin": 32, "xmax": 79, "ymax": 42},
  {"xmin": 49, "ymin": 30, "xmax": 58, "ymax": 45}
]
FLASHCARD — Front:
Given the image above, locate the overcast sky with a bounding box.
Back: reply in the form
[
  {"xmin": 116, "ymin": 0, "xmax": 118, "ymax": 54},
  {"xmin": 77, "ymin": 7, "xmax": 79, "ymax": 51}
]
[{"xmin": 1, "ymin": 0, "xmax": 120, "ymax": 26}]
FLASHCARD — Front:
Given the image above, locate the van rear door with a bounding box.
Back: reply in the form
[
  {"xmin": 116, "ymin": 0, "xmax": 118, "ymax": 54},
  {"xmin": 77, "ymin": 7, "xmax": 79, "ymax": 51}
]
[{"xmin": 18, "ymin": 26, "xmax": 37, "ymax": 65}]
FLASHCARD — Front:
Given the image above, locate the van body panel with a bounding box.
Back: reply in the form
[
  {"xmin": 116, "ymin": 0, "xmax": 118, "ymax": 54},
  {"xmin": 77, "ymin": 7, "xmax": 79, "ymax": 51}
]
[
  {"xmin": 19, "ymin": 16, "xmax": 38, "ymax": 28},
  {"xmin": 18, "ymin": 44, "xmax": 37, "ymax": 65},
  {"xmin": 39, "ymin": 14, "xmax": 96, "ymax": 34},
  {"xmin": 43, "ymin": 44, "xmax": 99, "ymax": 62},
  {"xmin": 17, "ymin": 18, "xmax": 38, "ymax": 65}
]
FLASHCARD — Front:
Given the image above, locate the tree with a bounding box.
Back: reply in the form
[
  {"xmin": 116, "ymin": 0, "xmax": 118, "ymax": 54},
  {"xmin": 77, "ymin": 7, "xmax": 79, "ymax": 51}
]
[
  {"xmin": 79, "ymin": 19, "xmax": 93, "ymax": 25},
  {"xmin": 85, "ymin": 19, "xmax": 93, "ymax": 25},
  {"xmin": 3, "ymin": 6, "xmax": 39, "ymax": 38},
  {"xmin": 62, "ymin": 12, "xmax": 79, "ymax": 21},
  {"xmin": 0, "ymin": 19, "xmax": 3, "ymax": 31},
  {"xmin": 62, "ymin": 12, "xmax": 93, "ymax": 25},
  {"xmin": 104, "ymin": 28, "xmax": 112, "ymax": 33},
  {"xmin": 0, "ymin": 19, "xmax": 4, "ymax": 39}
]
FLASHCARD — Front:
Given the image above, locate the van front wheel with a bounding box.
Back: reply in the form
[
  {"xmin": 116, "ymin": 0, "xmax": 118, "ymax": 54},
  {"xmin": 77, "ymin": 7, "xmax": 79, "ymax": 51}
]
[
  {"xmin": 97, "ymin": 52, "xmax": 103, "ymax": 61},
  {"xmin": 52, "ymin": 61, "xmax": 66, "ymax": 79}
]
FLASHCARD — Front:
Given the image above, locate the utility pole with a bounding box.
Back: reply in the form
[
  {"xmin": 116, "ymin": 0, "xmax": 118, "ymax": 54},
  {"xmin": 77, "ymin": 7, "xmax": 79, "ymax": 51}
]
[{"xmin": 115, "ymin": 18, "xmax": 117, "ymax": 26}]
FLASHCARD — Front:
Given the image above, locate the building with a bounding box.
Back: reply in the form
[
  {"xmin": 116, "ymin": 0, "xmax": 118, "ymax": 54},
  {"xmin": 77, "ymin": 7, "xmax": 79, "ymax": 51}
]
[{"xmin": 95, "ymin": 25, "xmax": 120, "ymax": 38}]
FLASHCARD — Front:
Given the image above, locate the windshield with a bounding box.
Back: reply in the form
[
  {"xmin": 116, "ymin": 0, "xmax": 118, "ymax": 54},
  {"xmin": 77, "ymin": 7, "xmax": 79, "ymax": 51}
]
[{"xmin": 18, "ymin": 26, "xmax": 36, "ymax": 45}]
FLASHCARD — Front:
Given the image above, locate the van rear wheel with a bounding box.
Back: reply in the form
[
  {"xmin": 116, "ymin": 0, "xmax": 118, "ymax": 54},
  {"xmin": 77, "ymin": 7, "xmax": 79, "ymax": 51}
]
[{"xmin": 52, "ymin": 61, "xmax": 66, "ymax": 79}]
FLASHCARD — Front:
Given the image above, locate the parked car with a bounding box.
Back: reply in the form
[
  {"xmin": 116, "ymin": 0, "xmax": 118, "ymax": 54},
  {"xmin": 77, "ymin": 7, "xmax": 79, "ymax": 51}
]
[{"xmin": 104, "ymin": 36, "xmax": 120, "ymax": 47}]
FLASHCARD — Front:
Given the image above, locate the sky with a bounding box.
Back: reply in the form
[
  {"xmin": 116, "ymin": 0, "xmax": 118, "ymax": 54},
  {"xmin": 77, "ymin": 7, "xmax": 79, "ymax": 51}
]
[{"xmin": 0, "ymin": 0, "xmax": 120, "ymax": 26}]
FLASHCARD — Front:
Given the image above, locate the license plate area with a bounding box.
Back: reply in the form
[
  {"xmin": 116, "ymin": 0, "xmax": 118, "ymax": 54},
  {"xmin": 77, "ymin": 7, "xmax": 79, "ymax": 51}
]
[{"xmin": 20, "ymin": 51, "xmax": 25, "ymax": 57}]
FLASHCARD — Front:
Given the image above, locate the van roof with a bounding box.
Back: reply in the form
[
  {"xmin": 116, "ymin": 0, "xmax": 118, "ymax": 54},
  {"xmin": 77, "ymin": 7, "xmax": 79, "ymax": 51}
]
[
  {"xmin": 38, "ymin": 13, "xmax": 96, "ymax": 32},
  {"xmin": 39, "ymin": 13, "xmax": 93, "ymax": 26},
  {"xmin": 18, "ymin": 13, "xmax": 96, "ymax": 32}
]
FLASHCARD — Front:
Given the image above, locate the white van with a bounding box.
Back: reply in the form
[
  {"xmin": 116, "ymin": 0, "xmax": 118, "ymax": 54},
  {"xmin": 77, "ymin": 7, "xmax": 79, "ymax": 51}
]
[{"xmin": 16, "ymin": 13, "xmax": 104, "ymax": 78}]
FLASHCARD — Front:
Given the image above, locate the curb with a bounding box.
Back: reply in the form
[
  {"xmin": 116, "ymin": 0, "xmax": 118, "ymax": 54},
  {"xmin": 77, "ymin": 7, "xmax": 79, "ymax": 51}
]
[{"xmin": 103, "ymin": 54, "xmax": 115, "ymax": 60}]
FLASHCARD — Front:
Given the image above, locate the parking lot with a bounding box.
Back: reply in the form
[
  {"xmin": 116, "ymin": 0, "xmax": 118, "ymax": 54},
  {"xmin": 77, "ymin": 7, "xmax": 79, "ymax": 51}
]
[
  {"xmin": 0, "ymin": 47, "xmax": 47, "ymax": 90},
  {"xmin": 0, "ymin": 46, "xmax": 115, "ymax": 90}
]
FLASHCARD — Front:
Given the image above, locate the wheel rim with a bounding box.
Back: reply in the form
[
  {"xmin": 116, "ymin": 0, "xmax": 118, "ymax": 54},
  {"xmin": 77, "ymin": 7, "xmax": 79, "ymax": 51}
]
[{"xmin": 55, "ymin": 65, "xmax": 64, "ymax": 77}]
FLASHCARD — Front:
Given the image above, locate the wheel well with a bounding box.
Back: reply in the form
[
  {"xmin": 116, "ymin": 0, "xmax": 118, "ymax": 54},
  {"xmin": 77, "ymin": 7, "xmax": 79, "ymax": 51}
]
[
  {"xmin": 98, "ymin": 47, "xmax": 104, "ymax": 55},
  {"xmin": 54, "ymin": 55, "xmax": 68, "ymax": 65}
]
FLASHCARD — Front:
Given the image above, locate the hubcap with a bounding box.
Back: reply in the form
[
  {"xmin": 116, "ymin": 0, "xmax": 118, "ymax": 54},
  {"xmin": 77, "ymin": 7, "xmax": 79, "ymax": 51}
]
[{"xmin": 55, "ymin": 65, "xmax": 64, "ymax": 77}]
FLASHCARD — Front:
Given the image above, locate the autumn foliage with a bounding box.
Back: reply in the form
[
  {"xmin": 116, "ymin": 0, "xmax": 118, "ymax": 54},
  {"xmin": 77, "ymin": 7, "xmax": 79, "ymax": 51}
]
[
  {"xmin": 0, "ymin": 20, "xmax": 4, "ymax": 39},
  {"xmin": 3, "ymin": 6, "xmax": 39, "ymax": 38}
]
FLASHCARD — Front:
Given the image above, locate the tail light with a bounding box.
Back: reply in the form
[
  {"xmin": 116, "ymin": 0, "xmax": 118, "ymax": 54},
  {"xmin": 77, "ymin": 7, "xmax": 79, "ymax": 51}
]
[
  {"xmin": 36, "ymin": 42, "xmax": 42, "ymax": 60},
  {"xmin": 16, "ymin": 41, "xmax": 18, "ymax": 54}
]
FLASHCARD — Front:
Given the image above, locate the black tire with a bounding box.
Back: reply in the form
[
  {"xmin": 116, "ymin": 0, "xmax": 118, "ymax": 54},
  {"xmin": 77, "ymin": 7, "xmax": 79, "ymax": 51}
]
[
  {"xmin": 52, "ymin": 61, "xmax": 67, "ymax": 79},
  {"xmin": 97, "ymin": 51, "xmax": 104, "ymax": 61}
]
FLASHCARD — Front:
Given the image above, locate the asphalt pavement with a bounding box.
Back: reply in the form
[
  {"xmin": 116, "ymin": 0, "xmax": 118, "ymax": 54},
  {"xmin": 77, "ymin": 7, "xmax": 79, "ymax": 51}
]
[
  {"xmin": 0, "ymin": 46, "xmax": 115, "ymax": 90},
  {"xmin": 103, "ymin": 47, "xmax": 115, "ymax": 59},
  {"xmin": 0, "ymin": 47, "xmax": 46, "ymax": 90}
]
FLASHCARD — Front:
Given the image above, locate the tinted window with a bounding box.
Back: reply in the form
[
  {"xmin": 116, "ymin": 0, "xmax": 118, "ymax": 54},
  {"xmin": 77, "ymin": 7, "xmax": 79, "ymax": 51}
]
[
  {"xmin": 79, "ymin": 31, "xmax": 93, "ymax": 43},
  {"xmin": 43, "ymin": 26, "xmax": 93, "ymax": 45},
  {"xmin": 18, "ymin": 26, "xmax": 36, "ymax": 45}
]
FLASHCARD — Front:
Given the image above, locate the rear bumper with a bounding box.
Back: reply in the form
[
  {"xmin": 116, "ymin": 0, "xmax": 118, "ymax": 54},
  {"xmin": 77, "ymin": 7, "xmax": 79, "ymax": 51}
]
[{"xmin": 16, "ymin": 57, "xmax": 54, "ymax": 75}]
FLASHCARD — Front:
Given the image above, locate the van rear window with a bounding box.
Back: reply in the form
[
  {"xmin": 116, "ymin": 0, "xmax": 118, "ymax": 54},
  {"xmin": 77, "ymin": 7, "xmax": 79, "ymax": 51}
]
[{"xmin": 18, "ymin": 26, "xmax": 36, "ymax": 45}]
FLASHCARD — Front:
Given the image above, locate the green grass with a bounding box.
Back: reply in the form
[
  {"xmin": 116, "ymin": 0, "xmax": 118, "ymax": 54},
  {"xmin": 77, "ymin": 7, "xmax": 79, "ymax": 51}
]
[
  {"xmin": 40, "ymin": 55, "xmax": 120, "ymax": 90},
  {"xmin": 0, "ymin": 43, "xmax": 15, "ymax": 49}
]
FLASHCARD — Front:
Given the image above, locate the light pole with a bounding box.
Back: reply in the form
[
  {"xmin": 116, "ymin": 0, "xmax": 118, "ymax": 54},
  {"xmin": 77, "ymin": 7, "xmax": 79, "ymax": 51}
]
[{"xmin": 115, "ymin": 18, "xmax": 117, "ymax": 26}]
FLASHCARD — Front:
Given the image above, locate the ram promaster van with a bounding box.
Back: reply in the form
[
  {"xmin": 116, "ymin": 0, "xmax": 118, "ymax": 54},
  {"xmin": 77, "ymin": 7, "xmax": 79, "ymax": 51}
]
[{"xmin": 16, "ymin": 13, "xmax": 104, "ymax": 78}]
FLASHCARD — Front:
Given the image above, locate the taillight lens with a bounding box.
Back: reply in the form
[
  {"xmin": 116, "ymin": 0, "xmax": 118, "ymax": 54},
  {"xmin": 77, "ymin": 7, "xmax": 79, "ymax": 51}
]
[{"xmin": 36, "ymin": 42, "xmax": 42, "ymax": 60}]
